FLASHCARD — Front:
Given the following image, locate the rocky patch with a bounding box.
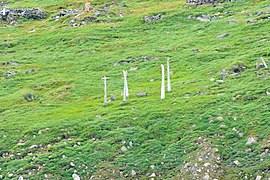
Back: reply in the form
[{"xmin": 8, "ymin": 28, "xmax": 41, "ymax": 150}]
[
  {"xmin": 179, "ymin": 141, "xmax": 223, "ymax": 179},
  {"xmin": 187, "ymin": 13, "xmax": 225, "ymax": 22},
  {"xmin": 114, "ymin": 56, "xmax": 157, "ymax": 66},
  {"xmin": 0, "ymin": 8, "xmax": 46, "ymax": 24},
  {"xmin": 144, "ymin": 14, "xmax": 164, "ymax": 22},
  {"xmin": 186, "ymin": 0, "xmax": 232, "ymax": 5}
]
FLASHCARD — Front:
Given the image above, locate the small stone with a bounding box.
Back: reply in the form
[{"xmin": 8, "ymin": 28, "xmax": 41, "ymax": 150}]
[
  {"xmin": 137, "ymin": 92, "xmax": 147, "ymax": 97},
  {"xmin": 110, "ymin": 94, "xmax": 116, "ymax": 101},
  {"xmin": 203, "ymin": 174, "xmax": 210, "ymax": 180},
  {"xmin": 246, "ymin": 137, "xmax": 257, "ymax": 144},
  {"xmin": 70, "ymin": 162, "xmax": 75, "ymax": 167},
  {"xmin": 234, "ymin": 160, "xmax": 241, "ymax": 166},
  {"xmin": 149, "ymin": 173, "xmax": 156, "ymax": 178},
  {"xmin": 210, "ymin": 78, "xmax": 215, "ymax": 81},
  {"xmin": 228, "ymin": 20, "xmax": 237, "ymax": 24},
  {"xmin": 121, "ymin": 146, "xmax": 128, "ymax": 152},
  {"xmin": 216, "ymin": 116, "xmax": 223, "ymax": 121},
  {"xmin": 150, "ymin": 165, "xmax": 155, "ymax": 169},
  {"xmin": 150, "ymin": 79, "xmax": 155, "ymax": 82},
  {"xmin": 129, "ymin": 141, "xmax": 133, "ymax": 147},
  {"xmin": 255, "ymin": 176, "xmax": 262, "ymax": 180},
  {"xmin": 72, "ymin": 174, "xmax": 80, "ymax": 180},
  {"xmin": 217, "ymin": 34, "xmax": 229, "ymax": 39},
  {"xmin": 18, "ymin": 176, "xmax": 24, "ymax": 180},
  {"xmin": 129, "ymin": 66, "xmax": 137, "ymax": 71},
  {"xmin": 204, "ymin": 162, "xmax": 210, "ymax": 167},
  {"xmin": 29, "ymin": 144, "xmax": 38, "ymax": 149},
  {"xmin": 266, "ymin": 91, "xmax": 270, "ymax": 95},
  {"xmin": 95, "ymin": 115, "xmax": 101, "ymax": 118},
  {"xmin": 216, "ymin": 80, "xmax": 224, "ymax": 83},
  {"xmin": 131, "ymin": 170, "xmax": 136, "ymax": 176}
]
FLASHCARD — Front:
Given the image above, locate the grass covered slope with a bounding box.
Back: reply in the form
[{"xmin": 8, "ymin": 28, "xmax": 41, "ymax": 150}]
[{"xmin": 0, "ymin": 0, "xmax": 270, "ymax": 179}]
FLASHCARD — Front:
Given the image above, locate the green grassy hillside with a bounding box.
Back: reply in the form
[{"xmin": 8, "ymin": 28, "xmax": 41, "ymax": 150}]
[{"xmin": 0, "ymin": 0, "xmax": 269, "ymax": 179}]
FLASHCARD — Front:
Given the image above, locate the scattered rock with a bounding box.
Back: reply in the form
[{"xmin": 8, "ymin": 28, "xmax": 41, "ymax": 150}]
[
  {"xmin": 29, "ymin": 144, "xmax": 38, "ymax": 149},
  {"xmin": 228, "ymin": 20, "xmax": 237, "ymax": 24},
  {"xmin": 121, "ymin": 146, "xmax": 128, "ymax": 152},
  {"xmin": 233, "ymin": 160, "xmax": 241, "ymax": 166},
  {"xmin": 114, "ymin": 56, "xmax": 157, "ymax": 66},
  {"xmin": 203, "ymin": 174, "xmax": 210, "ymax": 180},
  {"xmin": 110, "ymin": 94, "xmax": 116, "ymax": 101},
  {"xmin": 255, "ymin": 175, "xmax": 262, "ymax": 180},
  {"xmin": 131, "ymin": 170, "xmax": 136, "ymax": 176},
  {"xmin": 129, "ymin": 66, "xmax": 137, "ymax": 71},
  {"xmin": 192, "ymin": 49, "xmax": 200, "ymax": 53},
  {"xmin": 217, "ymin": 33, "xmax": 229, "ymax": 39},
  {"xmin": 23, "ymin": 93, "xmax": 37, "ymax": 102},
  {"xmin": 188, "ymin": 14, "xmax": 224, "ymax": 22},
  {"xmin": 196, "ymin": 89, "xmax": 206, "ymax": 95},
  {"xmin": 186, "ymin": 0, "xmax": 232, "ymax": 5},
  {"xmin": 53, "ymin": 9, "xmax": 79, "ymax": 21},
  {"xmin": 72, "ymin": 174, "xmax": 80, "ymax": 180},
  {"xmin": 144, "ymin": 14, "xmax": 163, "ymax": 22},
  {"xmin": 0, "ymin": 8, "xmax": 46, "ymax": 24},
  {"xmin": 2, "ymin": 61, "xmax": 19, "ymax": 65},
  {"xmin": 266, "ymin": 91, "xmax": 270, "ymax": 95},
  {"xmin": 216, "ymin": 116, "xmax": 223, "ymax": 121},
  {"xmin": 95, "ymin": 114, "xmax": 101, "ymax": 118},
  {"xmin": 246, "ymin": 137, "xmax": 257, "ymax": 145},
  {"xmin": 149, "ymin": 173, "xmax": 156, "ymax": 178},
  {"xmin": 70, "ymin": 162, "xmax": 75, "ymax": 167},
  {"xmin": 18, "ymin": 176, "xmax": 24, "ymax": 180},
  {"xmin": 137, "ymin": 92, "xmax": 147, "ymax": 97},
  {"xmin": 231, "ymin": 65, "xmax": 246, "ymax": 73},
  {"xmin": 25, "ymin": 68, "xmax": 37, "ymax": 74},
  {"xmin": 4, "ymin": 71, "xmax": 13, "ymax": 77}
]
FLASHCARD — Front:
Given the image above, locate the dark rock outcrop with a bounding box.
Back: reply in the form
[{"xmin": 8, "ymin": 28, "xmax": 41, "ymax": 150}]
[
  {"xmin": 186, "ymin": 0, "xmax": 232, "ymax": 5},
  {"xmin": 0, "ymin": 8, "xmax": 46, "ymax": 24}
]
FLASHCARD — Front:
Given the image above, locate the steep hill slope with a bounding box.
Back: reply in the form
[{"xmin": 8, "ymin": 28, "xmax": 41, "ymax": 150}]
[{"xmin": 0, "ymin": 0, "xmax": 269, "ymax": 179}]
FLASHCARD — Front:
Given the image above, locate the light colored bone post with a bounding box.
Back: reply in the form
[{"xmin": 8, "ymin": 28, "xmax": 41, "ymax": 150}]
[
  {"xmin": 260, "ymin": 57, "xmax": 268, "ymax": 68},
  {"xmin": 167, "ymin": 58, "xmax": 171, "ymax": 92},
  {"xmin": 124, "ymin": 70, "xmax": 129, "ymax": 97},
  {"xmin": 161, "ymin": 64, "xmax": 165, "ymax": 99},
  {"xmin": 101, "ymin": 76, "xmax": 108, "ymax": 105}
]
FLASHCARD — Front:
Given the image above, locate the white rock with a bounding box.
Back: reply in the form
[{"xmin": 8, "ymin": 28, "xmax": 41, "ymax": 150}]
[
  {"xmin": 131, "ymin": 170, "xmax": 136, "ymax": 176},
  {"xmin": 210, "ymin": 78, "xmax": 215, "ymax": 82},
  {"xmin": 246, "ymin": 137, "xmax": 257, "ymax": 144},
  {"xmin": 234, "ymin": 160, "xmax": 241, "ymax": 166},
  {"xmin": 150, "ymin": 165, "xmax": 155, "ymax": 169},
  {"xmin": 8, "ymin": 174, "xmax": 13, "ymax": 177},
  {"xmin": 72, "ymin": 174, "xmax": 80, "ymax": 180},
  {"xmin": 129, "ymin": 141, "xmax": 133, "ymax": 147},
  {"xmin": 204, "ymin": 162, "xmax": 210, "ymax": 167},
  {"xmin": 70, "ymin": 162, "xmax": 75, "ymax": 166},
  {"xmin": 149, "ymin": 173, "xmax": 156, "ymax": 177},
  {"xmin": 255, "ymin": 175, "xmax": 262, "ymax": 180},
  {"xmin": 29, "ymin": 144, "xmax": 38, "ymax": 149},
  {"xmin": 216, "ymin": 116, "xmax": 223, "ymax": 120},
  {"xmin": 121, "ymin": 146, "xmax": 128, "ymax": 152},
  {"xmin": 18, "ymin": 176, "xmax": 24, "ymax": 180},
  {"xmin": 203, "ymin": 174, "xmax": 210, "ymax": 180}
]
